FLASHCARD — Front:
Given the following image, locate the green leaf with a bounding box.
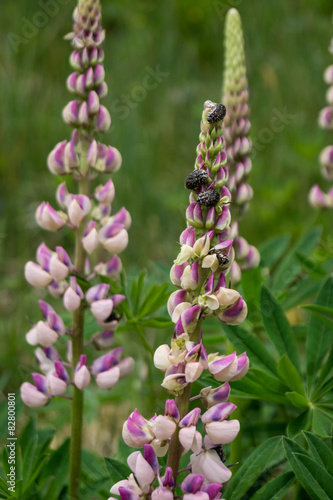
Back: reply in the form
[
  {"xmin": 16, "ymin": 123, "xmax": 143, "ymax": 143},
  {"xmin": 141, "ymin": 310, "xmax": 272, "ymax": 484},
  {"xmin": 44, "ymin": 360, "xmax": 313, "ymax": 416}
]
[
  {"xmin": 137, "ymin": 317, "xmax": 173, "ymax": 329},
  {"xmin": 314, "ymin": 346, "xmax": 333, "ymax": 393},
  {"xmin": 250, "ymin": 471, "xmax": 295, "ymax": 500},
  {"xmin": 22, "ymin": 436, "xmax": 38, "ymax": 486},
  {"xmin": 304, "ymin": 431, "xmax": 333, "ymax": 475},
  {"xmin": 281, "ymin": 276, "xmax": 324, "ymax": 311},
  {"xmin": 293, "ymin": 453, "xmax": 333, "ymax": 500},
  {"xmin": 312, "ymin": 408, "xmax": 333, "ymax": 438},
  {"xmin": 272, "ymin": 227, "xmax": 322, "ymax": 292},
  {"xmin": 278, "ymin": 355, "xmax": 305, "ymax": 395},
  {"xmin": 231, "ymin": 375, "xmax": 290, "ymax": 404},
  {"xmin": 261, "ymin": 286, "xmax": 300, "ymax": 370},
  {"xmin": 287, "ymin": 410, "xmax": 311, "ymax": 438},
  {"xmin": 129, "ymin": 270, "xmax": 147, "ymax": 316},
  {"xmin": 303, "ymin": 304, "xmax": 333, "ymax": 326},
  {"xmin": 224, "ymin": 436, "xmax": 283, "ymax": 500},
  {"xmin": 286, "ymin": 392, "xmax": 308, "ymax": 408},
  {"xmin": 223, "ymin": 324, "xmax": 279, "ymax": 376},
  {"xmin": 138, "ymin": 283, "xmax": 169, "ymax": 319},
  {"xmin": 307, "ymin": 276, "xmax": 333, "ymax": 392},
  {"xmin": 240, "ymin": 266, "xmax": 263, "ymax": 308},
  {"xmin": 259, "ymin": 233, "xmax": 291, "ymax": 269},
  {"xmin": 283, "ymin": 437, "xmax": 333, "ymax": 500},
  {"xmin": 104, "ymin": 457, "xmax": 130, "ymax": 484}
]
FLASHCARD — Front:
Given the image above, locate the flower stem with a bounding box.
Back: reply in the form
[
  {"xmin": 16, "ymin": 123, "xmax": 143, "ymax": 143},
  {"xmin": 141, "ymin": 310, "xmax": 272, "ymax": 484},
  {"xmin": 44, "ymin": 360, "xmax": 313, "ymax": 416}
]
[
  {"xmin": 166, "ymin": 320, "xmax": 203, "ymax": 483},
  {"xmin": 69, "ymin": 139, "xmax": 90, "ymax": 500}
]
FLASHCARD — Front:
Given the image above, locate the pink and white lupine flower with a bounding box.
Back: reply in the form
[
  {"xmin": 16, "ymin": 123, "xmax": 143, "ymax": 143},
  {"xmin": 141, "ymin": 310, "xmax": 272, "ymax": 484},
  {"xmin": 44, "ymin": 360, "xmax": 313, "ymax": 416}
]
[{"xmin": 20, "ymin": 374, "xmax": 51, "ymax": 408}]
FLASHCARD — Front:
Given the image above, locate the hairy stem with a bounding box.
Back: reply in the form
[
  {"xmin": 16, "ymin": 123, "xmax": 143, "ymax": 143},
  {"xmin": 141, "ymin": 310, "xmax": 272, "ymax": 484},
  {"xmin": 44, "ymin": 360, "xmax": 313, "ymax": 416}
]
[{"xmin": 69, "ymin": 140, "xmax": 90, "ymax": 500}]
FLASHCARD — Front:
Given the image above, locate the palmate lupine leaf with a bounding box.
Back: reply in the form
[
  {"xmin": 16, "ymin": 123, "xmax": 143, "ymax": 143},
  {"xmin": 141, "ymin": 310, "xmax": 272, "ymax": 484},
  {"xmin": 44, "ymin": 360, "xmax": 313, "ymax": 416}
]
[
  {"xmin": 250, "ymin": 471, "xmax": 295, "ymax": 500},
  {"xmin": 224, "ymin": 436, "xmax": 283, "ymax": 500},
  {"xmin": 283, "ymin": 437, "xmax": 333, "ymax": 500},
  {"xmin": 306, "ymin": 276, "xmax": 333, "ymax": 392},
  {"xmin": 303, "ymin": 431, "xmax": 333, "ymax": 475},
  {"xmin": 260, "ymin": 285, "xmax": 300, "ymax": 371}
]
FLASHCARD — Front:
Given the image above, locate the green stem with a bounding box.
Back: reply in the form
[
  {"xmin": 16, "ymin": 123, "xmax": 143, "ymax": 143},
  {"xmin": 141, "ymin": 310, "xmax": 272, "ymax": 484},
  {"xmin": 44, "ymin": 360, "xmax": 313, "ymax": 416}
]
[
  {"xmin": 166, "ymin": 321, "xmax": 202, "ymax": 484},
  {"xmin": 69, "ymin": 139, "xmax": 90, "ymax": 500}
]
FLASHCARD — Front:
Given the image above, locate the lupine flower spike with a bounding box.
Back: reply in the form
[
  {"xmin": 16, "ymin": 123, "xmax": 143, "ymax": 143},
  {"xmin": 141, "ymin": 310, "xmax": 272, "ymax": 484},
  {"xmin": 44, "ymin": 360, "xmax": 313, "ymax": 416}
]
[
  {"xmin": 222, "ymin": 9, "xmax": 260, "ymax": 284},
  {"xmin": 309, "ymin": 35, "xmax": 333, "ymax": 208},
  {"xmin": 21, "ymin": 0, "xmax": 134, "ymax": 496},
  {"xmin": 110, "ymin": 102, "xmax": 249, "ymax": 498}
]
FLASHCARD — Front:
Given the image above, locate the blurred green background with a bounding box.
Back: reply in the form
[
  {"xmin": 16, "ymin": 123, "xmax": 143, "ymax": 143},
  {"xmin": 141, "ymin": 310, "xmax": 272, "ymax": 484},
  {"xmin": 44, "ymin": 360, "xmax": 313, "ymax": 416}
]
[{"xmin": 0, "ymin": 0, "xmax": 332, "ymax": 456}]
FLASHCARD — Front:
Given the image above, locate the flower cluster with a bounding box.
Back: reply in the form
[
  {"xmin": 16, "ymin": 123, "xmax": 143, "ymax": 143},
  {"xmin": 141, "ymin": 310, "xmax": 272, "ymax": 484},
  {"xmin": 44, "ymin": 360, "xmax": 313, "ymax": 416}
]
[
  {"xmin": 309, "ymin": 36, "xmax": 333, "ymax": 209},
  {"xmin": 108, "ymin": 102, "xmax": 249, "ymax": 498},
  {"xmin": 222, "ymin": 9, "xmax": 260, "ymax": 283},
  {"xmin": 109, "ymin": 444, "xmax": 226, "ymax": 500},
  {"xmin": 21, "ymin": 0, "xmax": 133, "ymax": 408}
]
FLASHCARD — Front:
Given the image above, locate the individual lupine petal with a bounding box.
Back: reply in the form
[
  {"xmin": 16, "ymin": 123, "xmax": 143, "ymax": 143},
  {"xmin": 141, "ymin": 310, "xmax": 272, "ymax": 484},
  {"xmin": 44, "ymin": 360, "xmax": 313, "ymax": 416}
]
[
  {"xmin": 48, "ymin": 280, "xmax": 68, "ymax": 298},
  {"xmin": 88, "ymin": 90, "xmax": 100, "ymax": 114},
  {"xmin": 217, "ymin": 296, "xmax": 247, "ymax": 325},
  {"xmin": 118, "ymin": 357, "xmax": 135, "ymax": 378},
  {"xmin": 24, "ymin": 262, "xmax": 53, "ymax": 287},
  {"xmin": 167, "ymin": 290, "xmax": 188, "ymax": 317},
  {"xmin": 193, "ymin": 232, "xmax": 214, "ymax": 257},
  {"xmin": 190, "ymin": 449, "xmax": 231, "ymax": 484},
  {"xmin": 181, "ymin": 473, "xmax": 205, "ymax": 494},
  {"xmin": 215, "ymin": 287, "xmax": 240, "ymax": 307},
  {"xmin": 165, "ymin": 399, "xmax": 180, "ymax": 421},
  {"xmin": 96, "ymin": 145, "xmax": 122, "ymax": 173},
  {"xmin": 35, "ymin": 346, "xmax": 61, "ymax": 375},
  {"xmin": 95, "ymin": 179, "xmax": 115, "ymax": 204},
  {"xmin": 152, "ymin": 415, "xmax": 176, "ymax": 441},
  {"xmin": 318, "ymin": 106, "xmax": 333, "ymax": 130},
  {"xmin": 179, "ymin": 426, "xmax": 203, "ymax": 454},
  {"xmin": 47, "ymin": 141, "xmax": 68, "ymax": 175},
  {"xmin": 66, "ymin": 72, "xmax": 77, "ymax": 93},
  {"xmin": 174, "ymin": 244, "xmax": 195, "ymax": 265},
  {"xmin": 151, "ymin": 487, "xmax": 174, "ymax": 500},
  {"xmin": 68, "ymin": 195, "xmax": 91, "ymax": 226},
  {"xmin": 35, "ymin": 321, "xmax": 59, "ymax": 347},
  {"xmin": 181, "ymin": 305, "xmax": 202, "ymax": 334},
  {"xmin": 56, "ymin": 182, "xmax": 69, "ymax": 209},
  {"xmin": 180, "ymin": 408, "xmax": 201, "ymax": 428},
  {"xmin": 319, "ymin": 145, "xmax": 333, "ymax": 180},
  {"xmin": 36, "ymin": 242, "xmax": 52, "ymax": 270},
  {"xmin": 47, "ymin": 361, "xmax": 69, "ymax": 396},
  {"xmin": 74, "ymin": 354, "xmax": 91, "ymax": 390},
  {"xmin": 122, "ymin": 409, "xmax": 155, "ymax": 447},
  {"xmin": 76, "ymin": 73, "xmax": 86, "ymax": 95},
  {"xmin": 244, "ymin": 245, "xmax": 260, "ymax": 269},
  {"xmin": 87, "ymin": 139, "xmax": 98, "ymax": 167},
  {"xmin": 200, "ymin": 382, "xmax": 231, "ymax": 408},
  {"xmin": 49, "ymin": 254, "xmax": 69, "ymax": 281},
  {"xmin": 201, "ymin": 482, "xmax": 223, "ymax": 500},
  {"xmin": 97, "ymin": 81, "xmax": 108, "ymax": 99},
  {"xmin": 99, "ymin": 223, "xmax": 129, "ymax": 253},
  {"xmin": 181, "ymin": 261, "xmax": 199, "ymax": 290},
  {"xmin": 94, "ymin": 64, "xmax": 105, "ymax": 85},
  {"xmin": 86, "ymin": 283, "xmax": 110, "ymax": 303},
  {"xmin": 170, "ymin": 263, "xmax": 185, "ymax": 286},
  {"xmin": 208, "ymin": 352, "xmax": 238, "ymax": 381},
  {"xmin": 82, "ymin": 221, "xmax": 99, "ymax": 253},
  {"xmin": 46, "ymin": 310, "xmax": 66, "ymax": 336},
  {"xmin": 215, "ymin": 205, "xmax": 231, "ymax": 231},
  {"xmin": 90, "ymin": 298, "xmax": 114, "ymax": 322},
  {"xmin": 64, "ymin": 139, "xmax": 79, "ymax": 169},
  {"xmin": 78, "ymin": 101, "xmax": 90, "ymax": 126},
  {"xmin": 205, "ymin": 206, "xmax": 216, "ymax": 229},
  {"xmin": 95, "ymin": 365, "xmax": 120, "ymax": 390},
  {"xmin": 96, "ymin": 105, "xmax": 111, "ymax": 132},
  {"xmin": 62, "ymin": 100, "xmax": 79, "ymax": 125},
  {"xmin": 205, "ymin": 419, "xmax": 240, "ymax": 445},
  {"xmin": 324, "ymin": 64, "xmax": 333, "ymax": 85},
  {"xmin": 180, "ymin": 227, "xmax": 196, "ymax": 246},
  {"xmin": 26, "ymin": 326, "xmax": 38, "ymax": 345},
  {"xmin": 161, "ymin": 363, "xmax": 187, "ymax": 394},
  {"xmin": 36, "ymin": 202, "xmax": 68, "ymax": 231},
  {"xmin": 92, "ymin": 330, "xmax": 114, "ymax": 349},
  {"xmin": 63, "ymin": 276, "xmax": 83, "ymax": 312},
  {"xmin": 154, "ymin": 345, "xmax": 172, "ymax": 371},
  {"xmin": 95, "ymin": 255, "xmax": 123, "ymax": 277},
  {"xmin": 230, "ymin": 261, "xmax": 241, "ymax": 285},
  {"xmin": 20, "ymin": 374, "xmax": 51, "ymax": 408},
  {"xmin": 106, "ymin": 207, "xmax": 132, "ymax": 230},
  {"xmin": 202, "ymin": 402, "xmax": 237, "ymax": 423},
  {"xmin": 309, "ymin": 184, "xmax": 333, "ymax": 208}
]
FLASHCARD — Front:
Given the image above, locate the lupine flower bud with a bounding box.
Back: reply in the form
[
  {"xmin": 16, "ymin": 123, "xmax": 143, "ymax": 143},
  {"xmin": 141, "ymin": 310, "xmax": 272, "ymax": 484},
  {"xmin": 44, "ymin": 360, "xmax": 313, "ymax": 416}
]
[
  {"xmin": 74, "ymin": 354, "xmax": 91, "ymax": 390},
  {"xmin": 20, "ymin": 374, "xmax": 51, "ymax": 408},
  {"xmin": 36, "ymin": 202, "xmax": 68, "ymax": 231},
  {"xmin": 24, "ymin": 262, "xmax": 53, "ymax": 288},
  {"xmin": 67, "ymin": 194, "xmax": 91, "ymax": 226},
  {"xmin": 201, "ymin": 402, "xmax": 240, "ymax": 445},
  {"xmin": 208, "ymin": 351, "xmax": 249, "ymax": 381},
  {"xmin": 99, "ymin": 222, "xmax": 128, "ymax": 253},
  {"xmin": 82, "ymin": 221, "xmax": 99, "ymax": 253},
  {"xmin": 47, "ymin": 361, "xmax": 70, "ymax": 396},
  {"xmin": 200, "ymin": 382, "xmax": 231, "ymax": 408},
  {"xmin": 63, "ymin": 276, "xmax": 84, "ymax": 312}
]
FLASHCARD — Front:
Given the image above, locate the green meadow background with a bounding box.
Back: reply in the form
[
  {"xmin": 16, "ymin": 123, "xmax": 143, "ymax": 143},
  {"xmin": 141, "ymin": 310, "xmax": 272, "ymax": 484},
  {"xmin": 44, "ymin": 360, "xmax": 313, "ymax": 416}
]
[{"xmin": 0, "ymin": 0, "xmax": 332, "ymax": 456}]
